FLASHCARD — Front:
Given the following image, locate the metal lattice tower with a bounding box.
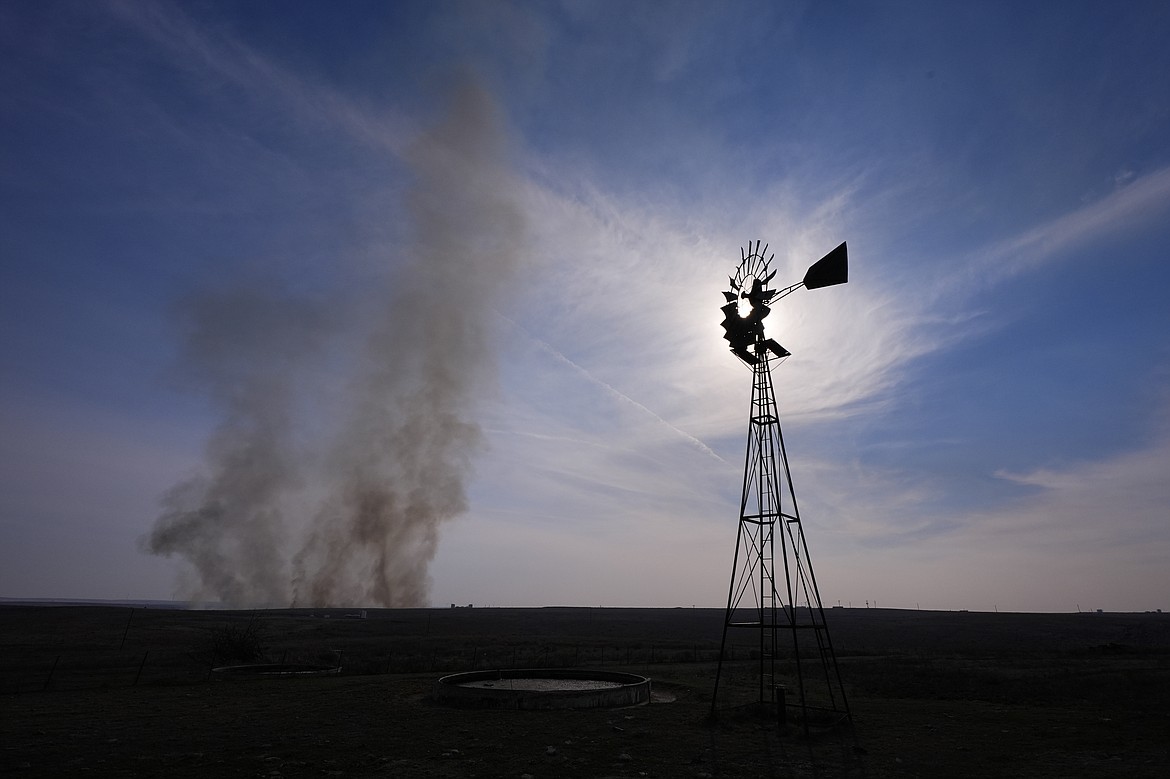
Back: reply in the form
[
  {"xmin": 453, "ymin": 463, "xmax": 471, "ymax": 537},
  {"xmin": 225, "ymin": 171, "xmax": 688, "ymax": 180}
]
[{"xmin": 711, "ymin": 240, "xmax": 851, "ymax": 730}]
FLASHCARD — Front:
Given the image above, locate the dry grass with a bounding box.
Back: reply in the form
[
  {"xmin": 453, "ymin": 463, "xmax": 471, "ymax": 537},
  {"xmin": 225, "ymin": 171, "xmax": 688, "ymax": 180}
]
[{"xmin": 2, "ymin": 605, "xmax": 1168, "ymax": 777}]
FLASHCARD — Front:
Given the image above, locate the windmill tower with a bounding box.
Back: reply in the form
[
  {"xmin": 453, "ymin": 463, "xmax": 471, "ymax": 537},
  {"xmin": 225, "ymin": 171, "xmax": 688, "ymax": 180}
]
[{"xmin": 711, "ymin": 240, "xmax": 851, "ymax": 730}]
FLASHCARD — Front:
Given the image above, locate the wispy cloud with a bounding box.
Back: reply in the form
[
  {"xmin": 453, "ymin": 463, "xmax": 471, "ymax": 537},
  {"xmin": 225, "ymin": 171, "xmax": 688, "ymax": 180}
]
[
  {"xmin": 986, "ymin": 420, "xmax": 1170, "ymax": 554},
  {"xmin": 937, "ymin": 419, "xmax": 1170, "ymax": 611},
  {"xmin": 106, "ymin": 0, "xmax": 412, "ymax": 155},
  {"xmin": 965, "ymin": 165, "xmax": 1170, "ymax": 287}
]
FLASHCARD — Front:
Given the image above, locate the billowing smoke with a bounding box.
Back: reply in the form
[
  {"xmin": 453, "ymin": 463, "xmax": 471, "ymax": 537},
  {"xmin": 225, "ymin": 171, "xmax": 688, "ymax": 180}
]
[
  {"xmin": 146, "ymin": 79, "xmax": 527, "ymax": 607},
  {"xmin": 148, "ymin": 286, "xmax": 330, "ymax": 605}
]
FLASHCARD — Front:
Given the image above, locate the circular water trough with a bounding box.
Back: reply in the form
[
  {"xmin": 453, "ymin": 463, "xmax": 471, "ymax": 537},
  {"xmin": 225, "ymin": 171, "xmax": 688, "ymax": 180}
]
[
  {"xmin": 212, "ymin": 663, "xmax": 340, "ymax": 678},
  {"xmin": 434, "ymin": 668, "xmax": 651, "ymax": 710}
]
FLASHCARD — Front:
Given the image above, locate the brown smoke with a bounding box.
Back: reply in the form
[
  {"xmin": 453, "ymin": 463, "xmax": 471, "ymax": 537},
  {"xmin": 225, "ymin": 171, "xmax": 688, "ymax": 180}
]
[{"xmin": 145, "ymin": 78, "xmax": 527, "ymax": 607}]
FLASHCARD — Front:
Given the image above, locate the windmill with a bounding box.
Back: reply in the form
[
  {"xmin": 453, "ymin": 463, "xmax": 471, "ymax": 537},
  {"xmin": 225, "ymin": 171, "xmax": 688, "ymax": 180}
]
[{"xmin": 711, "ymin": 239, "xmax": 851, "ymax": 730}]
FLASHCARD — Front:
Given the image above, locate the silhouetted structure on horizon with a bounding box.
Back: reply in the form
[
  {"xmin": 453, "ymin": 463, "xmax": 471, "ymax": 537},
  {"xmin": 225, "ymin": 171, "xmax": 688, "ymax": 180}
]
[{"xmin": 712, "ymin": 240, "xmax": 851, "ymax": 732}]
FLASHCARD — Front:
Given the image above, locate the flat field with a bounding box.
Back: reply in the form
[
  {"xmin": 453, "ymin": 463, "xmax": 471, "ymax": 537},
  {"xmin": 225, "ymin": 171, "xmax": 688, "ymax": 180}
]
[{"xmin": 2, "ymin": 605, "xmax": 1168, "ymax": 777}]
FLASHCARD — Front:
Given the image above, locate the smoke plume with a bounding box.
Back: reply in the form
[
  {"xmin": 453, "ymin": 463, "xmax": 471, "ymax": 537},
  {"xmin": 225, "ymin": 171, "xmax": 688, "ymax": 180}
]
[{"xmin": 146, "ymin": 79, "xmax": 528, "ymax": 607}]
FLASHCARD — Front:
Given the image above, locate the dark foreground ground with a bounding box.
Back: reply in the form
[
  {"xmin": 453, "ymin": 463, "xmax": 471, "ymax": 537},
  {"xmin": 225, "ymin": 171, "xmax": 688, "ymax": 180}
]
[{"xmin": 2, "ymin": 605, "xmax": 1168, "ymax": 777}]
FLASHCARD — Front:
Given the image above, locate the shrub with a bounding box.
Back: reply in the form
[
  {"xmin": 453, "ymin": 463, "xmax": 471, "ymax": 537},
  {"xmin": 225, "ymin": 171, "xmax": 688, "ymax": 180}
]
[{"xmin": 202, "ymin": 621, "xmax": 268, "ymax": 666}]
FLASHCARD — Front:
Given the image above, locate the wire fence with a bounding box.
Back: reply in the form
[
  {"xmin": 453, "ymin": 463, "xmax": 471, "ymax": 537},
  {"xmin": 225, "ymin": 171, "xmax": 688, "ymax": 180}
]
[
  {"xmin": 1, "ymin": 640, "xmax": 766, "ymax": 694},
  {"xmin": 0, "ymin": 606, "xmax": 784, "ymax": 695}
]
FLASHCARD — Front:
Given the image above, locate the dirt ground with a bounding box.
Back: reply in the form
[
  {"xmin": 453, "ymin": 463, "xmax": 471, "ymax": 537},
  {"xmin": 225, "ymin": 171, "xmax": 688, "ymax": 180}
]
[{"xmin": 2, "ymin": 605, "xmax": 1168, "ymax": 777}]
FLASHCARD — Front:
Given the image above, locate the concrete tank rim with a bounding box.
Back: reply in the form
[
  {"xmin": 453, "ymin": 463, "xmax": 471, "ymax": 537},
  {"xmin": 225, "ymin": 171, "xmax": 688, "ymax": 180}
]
[
  {"xmin": 437, "ymin": 667, "xmax": 649, "ymax": 687},
  {"xmin": 433, "ymin": 667, "xmax": 652, "ymax": 710}
]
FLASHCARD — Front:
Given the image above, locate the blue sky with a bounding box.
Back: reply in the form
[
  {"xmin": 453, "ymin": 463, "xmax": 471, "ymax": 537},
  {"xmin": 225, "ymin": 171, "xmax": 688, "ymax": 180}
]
[{"xmin": 2, "ymin": 1, "xmax": 1168, "ymax": 611}]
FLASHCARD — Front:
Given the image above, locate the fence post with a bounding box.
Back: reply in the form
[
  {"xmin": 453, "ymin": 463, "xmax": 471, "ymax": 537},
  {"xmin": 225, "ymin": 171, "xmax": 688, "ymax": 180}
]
[
  {"xmin": 119, "ymin": 608, "xmax": 134, "ymax": 651},
  {"xmin": 43, "ymin": 656, "xmax": 60, "ymax": 691},
  {"xmin": 133, "ymin": 651, "xmax": 149, "ymax": 687}
]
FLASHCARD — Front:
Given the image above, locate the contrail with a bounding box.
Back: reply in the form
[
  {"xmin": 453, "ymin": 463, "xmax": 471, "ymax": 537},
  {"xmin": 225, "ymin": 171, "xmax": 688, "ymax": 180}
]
[{"xmin": 503, "ymin": 316, "xmax": 726, "ymax": 464}]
